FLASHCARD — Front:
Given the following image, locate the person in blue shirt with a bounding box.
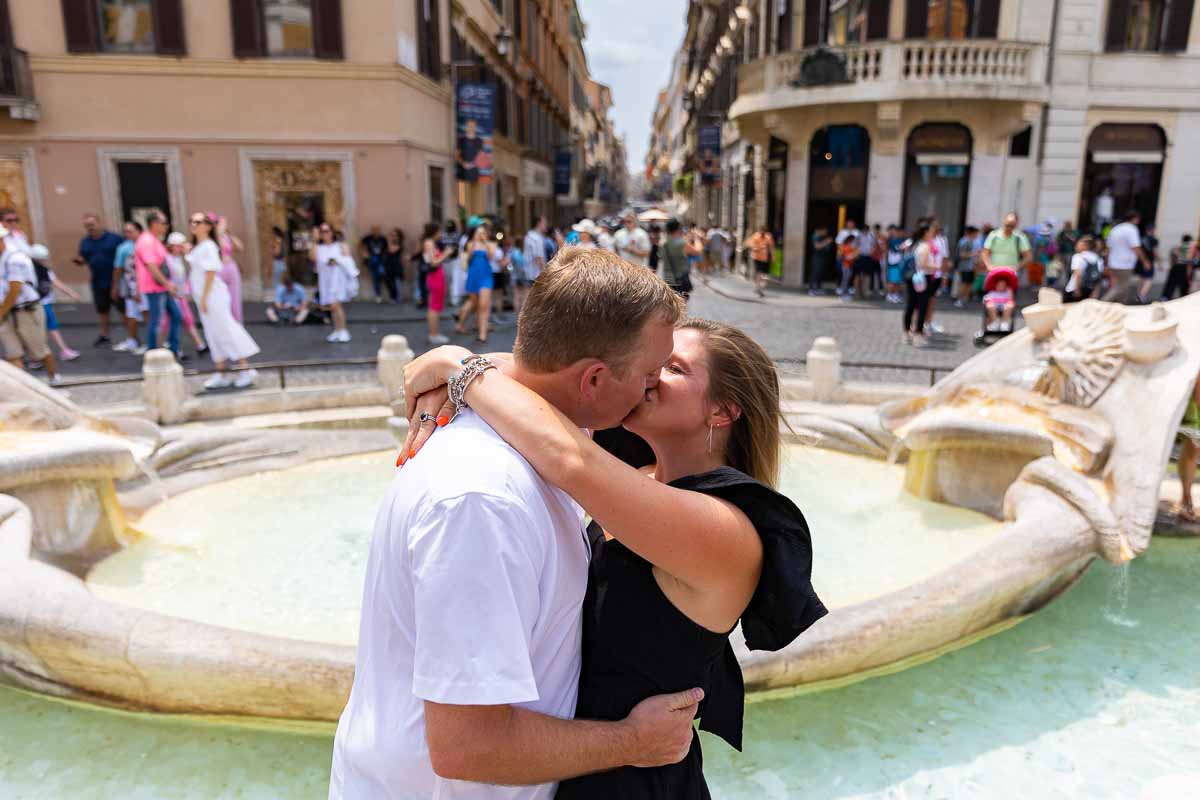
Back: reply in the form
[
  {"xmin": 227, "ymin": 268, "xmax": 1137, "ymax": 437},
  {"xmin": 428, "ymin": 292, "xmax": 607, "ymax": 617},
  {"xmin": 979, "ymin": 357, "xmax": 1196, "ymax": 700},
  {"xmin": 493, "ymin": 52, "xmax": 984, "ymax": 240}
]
[
  {"xmin": 266, "ymin": 273, "xmax": 310, "ymax": 325},
  {"xmin": 73, "ymin": 213, "xmax": 123, "ymax": 346}
]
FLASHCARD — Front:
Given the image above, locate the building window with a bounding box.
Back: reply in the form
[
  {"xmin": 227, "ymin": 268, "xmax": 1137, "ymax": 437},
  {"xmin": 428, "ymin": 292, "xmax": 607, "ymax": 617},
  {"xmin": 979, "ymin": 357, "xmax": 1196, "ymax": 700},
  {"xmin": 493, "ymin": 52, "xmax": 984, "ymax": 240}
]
[
  {"xmin": 827, "ymin": 0, "xmax": 869, "ymax": 45},
  {"xmin": 1009, "ymin": 126, "xmax": 1032, "ymax": 158},
  {"xmin": 264, "ymin": 0, "xmax": 313, "ymax": 57},
  {"xmin": 805, "ymin": 0, "xmax": 891, "ymax": 47},
  {"xmin": 230, "ymin": 0, "xmax": 341, "ymax": 59},
  {"xmin": 1105, "ymin": 0, "xmax": 1195, "ymax": 52},
  {"xmin": 98, "ymin": 0, "xmax": 154, "ymax": 52},
  {"xmin": 903, "ymin": 0, "xmax": 1000, "ymax": 40},
  {"xmin": 429, "ymin": 164, "xmax": 445, "ymax": 224},
  {"xmin": 416, "ymin": 0, "xmax": 441, "ymax": 78},
  {"xmin": 62, "ymin": 0, "xmax": 187, "ymax": 55}
]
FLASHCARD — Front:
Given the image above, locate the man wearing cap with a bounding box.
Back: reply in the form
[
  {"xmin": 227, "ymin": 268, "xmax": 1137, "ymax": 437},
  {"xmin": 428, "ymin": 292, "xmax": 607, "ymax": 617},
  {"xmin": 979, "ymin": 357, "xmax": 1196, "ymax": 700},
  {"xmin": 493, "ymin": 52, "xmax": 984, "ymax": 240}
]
[
  {"xmin": 0, "ymin": 224, "xmax": 61, "ymax": 384},
  {"xmin": 614, "ymin": 213, "xmax": 651, "ymax": 268}
]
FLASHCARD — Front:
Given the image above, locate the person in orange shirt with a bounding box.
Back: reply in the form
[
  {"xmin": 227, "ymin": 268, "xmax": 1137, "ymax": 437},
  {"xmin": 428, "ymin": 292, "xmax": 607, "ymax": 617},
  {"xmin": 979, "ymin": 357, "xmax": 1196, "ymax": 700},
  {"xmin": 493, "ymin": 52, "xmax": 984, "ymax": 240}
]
[{"xmin": 744, "ymin": 224, "xmax": 775, "ymax": 298}]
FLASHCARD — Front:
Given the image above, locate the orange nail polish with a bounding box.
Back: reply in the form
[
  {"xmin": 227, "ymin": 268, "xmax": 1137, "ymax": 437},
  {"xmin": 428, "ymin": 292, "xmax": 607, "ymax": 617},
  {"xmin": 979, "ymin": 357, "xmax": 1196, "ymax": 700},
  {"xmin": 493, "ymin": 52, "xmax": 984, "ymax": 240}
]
[
  {"xmin": 396, "ymin": 453, "xmax": 405, "ymax": 467},
  {"xmin": 436, "ymin": 415, "xmax": 449, "ymax": 426},
  {"xmin": 408, "ymin": 449, "xmax": 416, "ymax": 459}
]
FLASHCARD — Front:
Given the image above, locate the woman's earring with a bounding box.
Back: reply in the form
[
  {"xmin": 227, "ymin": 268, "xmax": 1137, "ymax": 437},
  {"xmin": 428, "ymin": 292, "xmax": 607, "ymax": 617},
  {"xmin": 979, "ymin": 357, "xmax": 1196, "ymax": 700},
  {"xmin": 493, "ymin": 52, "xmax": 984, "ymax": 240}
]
[{"xmin": 707, "ymin": 424, "xmax": 714, "ymax": 454}]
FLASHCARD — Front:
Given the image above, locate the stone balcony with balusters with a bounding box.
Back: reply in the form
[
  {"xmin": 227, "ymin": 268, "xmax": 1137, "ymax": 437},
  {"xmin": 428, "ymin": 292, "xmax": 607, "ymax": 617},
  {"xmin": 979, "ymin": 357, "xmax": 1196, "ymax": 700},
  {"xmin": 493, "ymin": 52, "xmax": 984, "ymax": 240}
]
[{"xmin": 732, "ymin": 39, "xmax": 1048, "ymax": 119}]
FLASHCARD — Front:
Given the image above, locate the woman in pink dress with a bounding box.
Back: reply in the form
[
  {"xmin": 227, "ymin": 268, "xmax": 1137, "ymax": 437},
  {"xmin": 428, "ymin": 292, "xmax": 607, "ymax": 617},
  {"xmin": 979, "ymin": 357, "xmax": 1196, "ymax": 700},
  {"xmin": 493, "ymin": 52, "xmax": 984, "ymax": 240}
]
[{"xmin": 214, "ymin": 215, "xmax": 244, "ymax": 322}]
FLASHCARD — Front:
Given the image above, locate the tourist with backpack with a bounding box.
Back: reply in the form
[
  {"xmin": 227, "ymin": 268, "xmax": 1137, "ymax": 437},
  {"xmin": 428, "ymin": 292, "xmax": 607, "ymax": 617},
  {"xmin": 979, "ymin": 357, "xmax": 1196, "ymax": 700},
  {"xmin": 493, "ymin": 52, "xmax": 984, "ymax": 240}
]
[
  {"xmin": 902, "ymin": 224, "xmax": 938, "ymax": 348},
  {"xmin": 0, "ymin": 223, "xmax": 61, "ymax": 384},
  {"xmin": 1065, "ymin": 235, "xmax": 1104, "ymax": 302}
]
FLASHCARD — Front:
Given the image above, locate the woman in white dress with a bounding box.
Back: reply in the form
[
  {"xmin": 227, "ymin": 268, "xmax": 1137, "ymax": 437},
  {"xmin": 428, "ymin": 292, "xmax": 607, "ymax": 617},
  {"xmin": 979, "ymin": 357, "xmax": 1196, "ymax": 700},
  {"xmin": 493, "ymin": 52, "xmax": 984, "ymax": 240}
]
[
  {"xmin": 311, "ymin": 223, "xmax": 358, "ymax": 343},
  {"xmin": 188, "ymin": 212, "xmax": 259, "ymax": 390}
]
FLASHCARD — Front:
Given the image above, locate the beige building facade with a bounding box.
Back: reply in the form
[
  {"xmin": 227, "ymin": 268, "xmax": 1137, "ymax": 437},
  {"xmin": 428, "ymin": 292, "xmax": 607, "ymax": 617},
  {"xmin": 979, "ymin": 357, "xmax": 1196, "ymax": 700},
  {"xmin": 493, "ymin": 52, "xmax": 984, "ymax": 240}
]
[
  {"xmin": 0, "ymin": 0, "xmax": 452, "ymax": 297},
  {"xmin": 669, "ymin": 0, "xmax": 1200, "ymax": 287}
]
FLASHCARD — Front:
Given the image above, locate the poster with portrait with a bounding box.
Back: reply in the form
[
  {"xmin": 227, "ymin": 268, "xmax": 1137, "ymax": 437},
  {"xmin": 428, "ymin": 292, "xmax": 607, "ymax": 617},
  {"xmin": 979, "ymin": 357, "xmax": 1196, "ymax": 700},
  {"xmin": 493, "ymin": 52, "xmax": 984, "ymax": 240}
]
[
  {"xmin": 456, "ymin": 82, "xmax": 495, "ymax": 185},
  {"xmin": 699, "ymin": 125, "xmax": 722, "ymax": 186}
]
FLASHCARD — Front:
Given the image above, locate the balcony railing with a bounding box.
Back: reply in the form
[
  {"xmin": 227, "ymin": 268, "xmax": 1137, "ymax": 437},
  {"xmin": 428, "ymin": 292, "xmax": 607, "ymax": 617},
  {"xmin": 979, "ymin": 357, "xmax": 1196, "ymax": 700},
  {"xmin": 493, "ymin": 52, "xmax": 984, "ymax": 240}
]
[
  {"xmin": 738, "ymin": 39, "xmax": 1043, "ymax": 99},
  {"xmin": 0, "ymin": 47, "xmax": 37, "ymax": 120}
]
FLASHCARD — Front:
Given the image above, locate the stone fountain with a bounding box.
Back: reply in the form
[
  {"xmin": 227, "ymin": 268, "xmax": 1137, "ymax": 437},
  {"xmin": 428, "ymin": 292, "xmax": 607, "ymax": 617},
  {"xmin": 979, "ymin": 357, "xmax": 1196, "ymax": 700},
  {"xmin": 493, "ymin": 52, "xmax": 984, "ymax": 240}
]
[{"xmin": 0, "ymin": 297, "xmax": 1196, "ymax": 719}]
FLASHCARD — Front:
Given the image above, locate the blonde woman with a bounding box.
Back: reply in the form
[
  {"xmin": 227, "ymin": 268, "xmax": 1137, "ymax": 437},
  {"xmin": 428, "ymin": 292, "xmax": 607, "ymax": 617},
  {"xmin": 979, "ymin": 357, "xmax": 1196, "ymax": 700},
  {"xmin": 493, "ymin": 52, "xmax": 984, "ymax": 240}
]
[{"xmin": 454, "ymin": 224, "xmax": 495, "ymax": 344}]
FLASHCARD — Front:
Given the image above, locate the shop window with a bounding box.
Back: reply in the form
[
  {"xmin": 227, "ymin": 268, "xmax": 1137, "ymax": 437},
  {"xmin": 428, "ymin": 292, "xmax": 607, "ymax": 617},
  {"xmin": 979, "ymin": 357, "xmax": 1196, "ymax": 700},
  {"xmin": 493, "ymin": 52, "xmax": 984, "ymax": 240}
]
[
  {"xmin": 1105, "ymin": 0, "xmax": 1193, "ymax": 52},
  {"xmin": 62, "ymin": 0, "xmax": 186, "ymax": 55},
  {"xmin": 1009, "ymin": 126, "xmax": 1032, "ymax": 158},
  {"xmin": 230, "ymin": 0, "xmax": 341, "ymax": 60},
  {"xmin": 903, "ymin": 0, "xmax": 1000, "ymax": 39},
  {"xmin": 264, "ymin": 1, "xmax": 313, "ymax": 57},
  {"xmin": 429, "ymin": 164, "xmax": 446, "ymax": 224}
]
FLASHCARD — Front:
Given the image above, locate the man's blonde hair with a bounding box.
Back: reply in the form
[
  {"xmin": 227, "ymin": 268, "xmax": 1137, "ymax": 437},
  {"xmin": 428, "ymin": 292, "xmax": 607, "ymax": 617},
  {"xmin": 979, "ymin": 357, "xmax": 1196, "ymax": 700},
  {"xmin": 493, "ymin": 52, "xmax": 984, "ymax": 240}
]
[{"xmin": 515, "ymin": 246, "xmax": 685, "ymax": 376}]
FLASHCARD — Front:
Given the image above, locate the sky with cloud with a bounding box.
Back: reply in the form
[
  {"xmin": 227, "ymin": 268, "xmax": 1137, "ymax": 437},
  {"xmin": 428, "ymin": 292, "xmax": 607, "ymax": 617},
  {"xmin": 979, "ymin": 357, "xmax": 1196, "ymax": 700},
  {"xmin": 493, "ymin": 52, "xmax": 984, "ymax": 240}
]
[{"xmin": 577, "ymin": 0, "xmax": 687, "ymax": 173}]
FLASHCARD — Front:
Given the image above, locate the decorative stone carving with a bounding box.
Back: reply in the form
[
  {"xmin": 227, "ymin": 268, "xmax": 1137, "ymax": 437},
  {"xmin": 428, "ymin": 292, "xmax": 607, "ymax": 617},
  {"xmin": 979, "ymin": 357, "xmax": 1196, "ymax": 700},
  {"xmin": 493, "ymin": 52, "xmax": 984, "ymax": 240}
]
[
  {"xmin": 142, "ymin": 348, "xmax": 190, "ymax": 425},
  {"xmin": 1033, "ymin": 300, "xmax": 1126, "ymax": 407},
  {"xmin": 1124, "ymin": 303, "xmax": 1178, "ymax": 364},
  {"xmin": 1021, "ymin": 288, "xmax": 1067, "ymax": 340},
  {"xmin": 806, "ymin": 336, "xmax": 842, "ymax": 403}
]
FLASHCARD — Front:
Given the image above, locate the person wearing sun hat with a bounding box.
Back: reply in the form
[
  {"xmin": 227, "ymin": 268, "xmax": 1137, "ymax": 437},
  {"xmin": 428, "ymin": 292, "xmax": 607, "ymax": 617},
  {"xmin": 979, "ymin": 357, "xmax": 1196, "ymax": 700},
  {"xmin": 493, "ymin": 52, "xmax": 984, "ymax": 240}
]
[
  {"xmin": 571, "ymin": 219, "xmax": 599, "ymax": 248},
  {"xmin": 0, "ymin": 224, "xmax": 62, "ymax": 384}
]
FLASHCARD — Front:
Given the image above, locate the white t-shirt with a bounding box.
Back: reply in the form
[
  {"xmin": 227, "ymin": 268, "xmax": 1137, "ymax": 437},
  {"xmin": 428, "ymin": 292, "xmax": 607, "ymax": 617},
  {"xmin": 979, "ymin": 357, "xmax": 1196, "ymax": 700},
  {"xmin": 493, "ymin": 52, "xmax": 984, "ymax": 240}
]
[
  {"xmin": 613, "ymin": 226, "xmax": 651, "ymax": 267},
  {"xmin": 1106, "ymin": 222, "xmax": 1142, "ymax": 270},
  {"xmin": 596, "ymin": 230, "xmax": 615, "ymax": 252},
  {"xmin": 835, "ymin": 227, "xmax": 857, "ymax": 245},
  {"xmin": 1, "ymin": 249, "xmax": 39, "ymax": 307},
  {"xmin": 1066, "ymin": 251, "xmax": 1101, "ymax": 293},
  {"xmin": 523, "ymin": 228, "xmax": 546, "ymax": 280},
  {"xmin": 930, "ymin": 235, "xmax": 949, "ymax": 271},
  {"xmin": 330, "ymin": 411, "xmax": 589, "ymax": 800}
]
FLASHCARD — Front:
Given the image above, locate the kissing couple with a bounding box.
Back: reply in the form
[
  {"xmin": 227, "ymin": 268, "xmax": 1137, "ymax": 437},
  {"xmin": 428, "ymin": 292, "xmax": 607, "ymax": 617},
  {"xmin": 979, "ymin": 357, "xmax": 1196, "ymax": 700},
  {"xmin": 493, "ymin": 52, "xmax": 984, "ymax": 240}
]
[{"xmin": 330, "ymin": 247, "xmax": 826, "ymax": 799}]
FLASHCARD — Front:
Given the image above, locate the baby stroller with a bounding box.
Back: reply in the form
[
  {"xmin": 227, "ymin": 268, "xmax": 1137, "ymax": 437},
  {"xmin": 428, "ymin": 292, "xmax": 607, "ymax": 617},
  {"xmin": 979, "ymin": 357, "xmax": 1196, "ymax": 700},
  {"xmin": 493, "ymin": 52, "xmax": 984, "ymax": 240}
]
[{"xmin": 973, "ymin": 267, "xmax": 1019, "ymax": 347}]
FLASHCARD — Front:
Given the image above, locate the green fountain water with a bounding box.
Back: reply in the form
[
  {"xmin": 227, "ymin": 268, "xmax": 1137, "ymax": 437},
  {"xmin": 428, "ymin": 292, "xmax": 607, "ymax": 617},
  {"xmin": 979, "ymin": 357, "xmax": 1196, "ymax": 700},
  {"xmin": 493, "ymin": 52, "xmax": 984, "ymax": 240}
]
[
  {"xmin": 4, "ymin": 538, "xmax": 1198, "ymax": 797},
  {"xmin": 85, "ymin": 448, "xmax": 1002, "ymax": 644}
]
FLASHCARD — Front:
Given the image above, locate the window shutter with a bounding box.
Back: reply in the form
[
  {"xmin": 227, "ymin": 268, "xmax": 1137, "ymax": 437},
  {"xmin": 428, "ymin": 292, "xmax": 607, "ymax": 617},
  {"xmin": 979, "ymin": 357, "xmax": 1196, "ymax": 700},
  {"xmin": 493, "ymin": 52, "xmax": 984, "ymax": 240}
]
[
  {"xmin": 905, "ymin": 0, "xmax": 928, "ymax": 38},
  {"xmin": 1162, "ymin": 0, "xmax": 1194, "ymax": 52},
  {"xmin": 803, "ymin": 0, "xmax": 821, "ymax": 46},
  {"xmin": 150, "ymin": 0, "xmax": 186, "ymax": 55},
  {"xmin": 312, "ymin": 0, "xmax": 344, "ymax": 60},
  {"xmin": 1104, "ymin": 0, "xmax": 1131, "ymax": 51},
  {"xmin": 974, "ymin": 0, "xmax": 1000, "ymax": 38},
  {"xmin": 230, "ymin": 0, "xmax": 265, "ymax": 58},
  {"xmin": 867, "ymin": 0, "xmax": 890, "ymax": 39},
  {"xmin": 61, "ymin": 0, "xmax": 100, "ymax": 53},
  {"xmin": 0, "ymin": 0, "xmax": 14, "ymax": 48}
]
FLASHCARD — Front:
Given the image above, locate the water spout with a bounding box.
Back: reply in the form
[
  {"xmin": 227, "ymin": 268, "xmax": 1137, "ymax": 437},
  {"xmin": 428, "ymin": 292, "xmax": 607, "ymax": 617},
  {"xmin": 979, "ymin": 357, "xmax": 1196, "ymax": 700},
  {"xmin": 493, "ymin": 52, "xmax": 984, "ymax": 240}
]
[{"xmin": 1117, "ymin": 533, "xmax": 1134, "ymax": 564}]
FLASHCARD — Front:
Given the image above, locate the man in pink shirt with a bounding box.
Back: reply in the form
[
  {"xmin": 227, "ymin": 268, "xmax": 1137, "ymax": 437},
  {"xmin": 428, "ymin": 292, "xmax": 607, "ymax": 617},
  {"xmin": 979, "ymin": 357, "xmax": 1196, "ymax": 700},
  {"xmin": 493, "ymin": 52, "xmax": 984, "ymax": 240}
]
[{"xmin": 136, "ymin": 209, "xmax": 182, "ymax": 357}]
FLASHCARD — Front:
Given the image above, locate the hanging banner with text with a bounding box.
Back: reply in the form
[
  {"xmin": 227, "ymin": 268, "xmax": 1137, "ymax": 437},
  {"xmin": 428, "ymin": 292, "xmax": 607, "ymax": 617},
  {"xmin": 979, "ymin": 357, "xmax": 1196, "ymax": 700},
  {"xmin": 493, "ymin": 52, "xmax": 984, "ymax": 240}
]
[
  {"xmin": 554, "ymin": 150, "xmax": 573, "ymax": 197},
  {"xmin": 698, "ymin": 124, "xmax": 722, "ymax": 186},
  {"xmin": 456, "ymin": 82, "xmax": 495, "ymax": 184}
]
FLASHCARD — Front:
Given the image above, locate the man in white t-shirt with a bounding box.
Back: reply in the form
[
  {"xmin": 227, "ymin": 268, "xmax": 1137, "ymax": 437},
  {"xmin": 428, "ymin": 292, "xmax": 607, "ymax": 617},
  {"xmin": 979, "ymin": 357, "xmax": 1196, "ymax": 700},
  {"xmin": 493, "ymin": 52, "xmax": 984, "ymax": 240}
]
[
  {"xmin": 523, "ymin": 216, "xmax": 548, "ymax": 282},
  {"xmin": 835, "ymin": 218, "xmax": 858, "ymax": 245},
  {"xmin": 1103, "ymin": 210, "xmax": 1151, "ymax": 304},
  {"xmin": 0, "ymin": 224, "xmax": 59, "ymax": 383},
  {"xmin": 330, "ymin": 249, "xmax": 695, "ymax": 800},
  {"xmin": 613, "ymin": 212, "xmax": 651, "ymax": 267}
]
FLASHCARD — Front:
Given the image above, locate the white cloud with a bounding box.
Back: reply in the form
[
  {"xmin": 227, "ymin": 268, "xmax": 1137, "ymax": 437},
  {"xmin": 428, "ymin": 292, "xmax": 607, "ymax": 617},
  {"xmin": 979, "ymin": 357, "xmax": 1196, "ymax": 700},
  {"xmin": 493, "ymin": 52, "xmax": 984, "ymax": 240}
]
[{"xmin": 578, "ymin": 0, "xmax": 687, "ymax": 169}]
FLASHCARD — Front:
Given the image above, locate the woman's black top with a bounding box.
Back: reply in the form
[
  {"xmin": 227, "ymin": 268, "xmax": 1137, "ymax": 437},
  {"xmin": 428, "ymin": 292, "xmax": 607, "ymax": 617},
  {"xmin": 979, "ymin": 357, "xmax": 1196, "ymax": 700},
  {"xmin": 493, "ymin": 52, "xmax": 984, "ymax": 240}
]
[{"xmin": 555, "ymin": 451, "xmax": 827, "ymax": 799}]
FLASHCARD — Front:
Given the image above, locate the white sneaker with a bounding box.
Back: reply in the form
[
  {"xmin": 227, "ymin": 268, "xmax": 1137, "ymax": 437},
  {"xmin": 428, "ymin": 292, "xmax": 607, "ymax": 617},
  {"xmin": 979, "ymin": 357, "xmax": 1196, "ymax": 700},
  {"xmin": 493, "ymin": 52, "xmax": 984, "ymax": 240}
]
[
  {"xmin": 234, "ymin": 368, "xmax": 258, "ymax": 389},
  {"xmin": 112, "ymin": 338, "xmax": 135, "ymax": 352},
  {"xmin": 204, "ymin": 373, "xmax": 233, "ymax": 390},
  {"xmin": 131, "ymin": 345, "xmax": 148, "ymax": 356},
  {"xmin": 928, "ymin": 321, "xmax": 945, "ymax": 334},
  {"xmin": 326, "ymin": 330, "xmax": 341, "ymax": 343},
  {"xmin": 428, "ymin": 333, "xmax": 450, "ymax": 345},
  {"xmin": 48, "ymin": 374, "xmax": 65, "ymax": 386},
  {"xmin": 338, "ymin": 329, "xmax": 352, "ymax": 342}
]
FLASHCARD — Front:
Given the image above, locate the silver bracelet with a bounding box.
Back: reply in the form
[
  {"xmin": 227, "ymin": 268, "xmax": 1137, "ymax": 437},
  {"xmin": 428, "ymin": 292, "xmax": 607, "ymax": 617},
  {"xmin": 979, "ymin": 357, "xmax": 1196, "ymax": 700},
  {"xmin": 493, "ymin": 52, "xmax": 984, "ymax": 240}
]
[{"xmin": 447, "ymin": 355, "xmax": 496, "ymax": 418}]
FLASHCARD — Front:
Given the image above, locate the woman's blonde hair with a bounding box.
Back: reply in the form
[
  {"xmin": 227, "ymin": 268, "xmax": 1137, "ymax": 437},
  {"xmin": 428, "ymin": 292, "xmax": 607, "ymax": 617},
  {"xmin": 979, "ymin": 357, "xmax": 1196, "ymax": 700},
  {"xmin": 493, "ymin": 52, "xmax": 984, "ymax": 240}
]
[{"xmin": 680, "ymin": 318, "xmax": 783, "ymax": 488}]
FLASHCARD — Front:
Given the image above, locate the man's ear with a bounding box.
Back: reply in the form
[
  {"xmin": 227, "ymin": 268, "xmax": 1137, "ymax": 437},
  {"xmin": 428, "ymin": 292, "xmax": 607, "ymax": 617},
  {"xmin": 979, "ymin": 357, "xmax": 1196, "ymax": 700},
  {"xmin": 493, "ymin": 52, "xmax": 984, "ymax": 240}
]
[{"xmin": 578, "ymin": 361, "xmax": 607, "ymax": 402}]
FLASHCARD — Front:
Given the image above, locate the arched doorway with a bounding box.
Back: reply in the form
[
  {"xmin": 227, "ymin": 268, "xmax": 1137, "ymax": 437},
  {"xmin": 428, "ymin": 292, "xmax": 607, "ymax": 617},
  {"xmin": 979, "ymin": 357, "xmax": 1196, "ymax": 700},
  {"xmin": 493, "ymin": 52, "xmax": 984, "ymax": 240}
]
[
  {"xmin": 806, "ymin": 125, "xmax": 870, "ymax": 286},
  {"xmin": 903, "ymin": 123, "xmax": 972, "ymax": 245},
  {"xmin": 1078, "ymin": 124, "xmax": 1165, "ymax": 234}
]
